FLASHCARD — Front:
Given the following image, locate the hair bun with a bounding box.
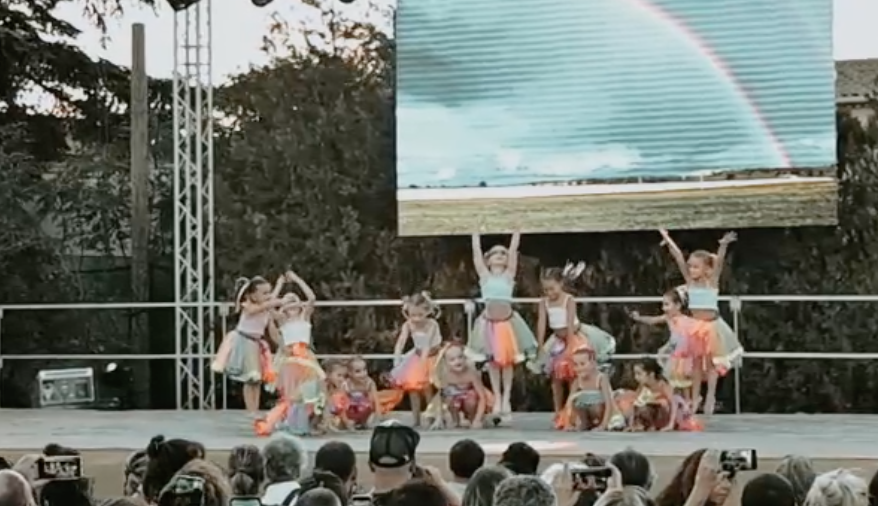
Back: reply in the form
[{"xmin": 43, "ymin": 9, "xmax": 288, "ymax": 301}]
[{"xmin": 147, "ymin": 435, "xmax": 165, "ymax": 457}]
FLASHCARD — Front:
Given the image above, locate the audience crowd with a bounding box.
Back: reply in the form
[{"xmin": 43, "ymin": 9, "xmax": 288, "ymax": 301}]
[{"xmin": 0, "ymin": 420, "xmax": 876, "ymax": 506}]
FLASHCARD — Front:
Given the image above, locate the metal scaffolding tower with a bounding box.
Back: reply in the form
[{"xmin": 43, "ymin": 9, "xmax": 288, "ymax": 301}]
[{"xmin": 173, "ymin": 0, "xmax": 216, "ymax": 409}]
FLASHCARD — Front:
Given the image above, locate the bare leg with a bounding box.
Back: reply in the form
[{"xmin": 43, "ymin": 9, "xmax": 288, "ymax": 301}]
[
  {"xmin": 690, "ymin": 363, "xmax": 703, "ymax": 412},
  {"xmin": 500, "ymin": 366, "xmax": 514, "ymax": 418},
  {"xmin": 487, "ymin": 364, "xmax": 502, "ymax": 414},
  {"xmin": 704, "ymin": 367, "xmax": 718, "ymax": 415},
  {"xmin": 551, "ymin": 379, "xmax": 565, "ymax": 416},
  {"xmin": 243, "ymin": 383, "xmax": 260, "ymax": 415},
  {"xmin": 409, "ymin": 392, "xmax": 423, "ymax": 427}
]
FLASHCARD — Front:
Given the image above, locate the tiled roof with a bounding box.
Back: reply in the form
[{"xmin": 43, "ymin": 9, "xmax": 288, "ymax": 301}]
[{"xmin": 836, "ymin": 59, "xmax": 878, "ymax": 102}]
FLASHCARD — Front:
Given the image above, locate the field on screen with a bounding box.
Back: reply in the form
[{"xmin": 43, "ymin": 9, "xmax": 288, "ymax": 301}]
[{"xmin": 395, "ymin": 0, "xmax": 838, "ymax": 236}]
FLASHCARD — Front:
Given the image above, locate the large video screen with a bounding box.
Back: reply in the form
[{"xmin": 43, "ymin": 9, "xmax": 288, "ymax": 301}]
[{"xmin": 396, "ymin": 0, "xmax": 838, "ymax": 236}]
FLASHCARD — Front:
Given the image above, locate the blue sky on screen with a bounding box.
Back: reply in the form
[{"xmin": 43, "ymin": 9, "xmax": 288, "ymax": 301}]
[{"xmin": 56, "ymin": 0, "xmax": 878, "ymax": 83}]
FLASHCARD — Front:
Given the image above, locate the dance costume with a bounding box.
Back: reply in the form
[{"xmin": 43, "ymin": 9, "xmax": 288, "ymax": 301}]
[
  {"xmin": 687, "ymin": 287, "xmax": 744, "ymax": 374},
  {"xmin": 212, "ymin": 311, "xmax": 274, "ymax": 384},
  {"xmin": 615, "ymin": 387, "xmax": 701, "ymax": 431},
  {"xmin": 538, "ymin": 295, "xmax": 616, "ymax": 379},
  {"xmin": 346, "ymin": 384, "xmax": 375, "ymax": 427},
  {"xmin": 468, "ymin": 274, "xmax": 538, "ymax": 366},
  {"xmin": 256, "ymin": 316, "xmax": 326, "ymax": 436},
  {"xmin": 557, "ymin": 375, "xmax": 625, "ymax": 430},
  {"xmin": 389, "ymin": 320, "xmax": 442, "ymax": 391},
  {"xmin": 659, "ymin": 315, "xmax": 700, "ymax": 389}
]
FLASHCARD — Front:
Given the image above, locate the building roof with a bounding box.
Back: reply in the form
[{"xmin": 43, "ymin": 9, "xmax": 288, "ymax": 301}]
[{"xmin": 836, "ymin": 59, "xmax": 878, "ymax": 104}]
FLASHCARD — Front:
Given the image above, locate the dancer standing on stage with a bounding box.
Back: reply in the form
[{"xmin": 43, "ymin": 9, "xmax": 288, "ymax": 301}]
[
  {"xmin": 213, "ymin": 274, "xmax": 293, "ymax": 420},
  {"xmin": 536, "ymin": 262, "xmax": 617, "ymax": 427},
  {"xmin": 389, "ymin": 292, "xmax": 443, "ymax": 427},
  {"xmin": 658, "ymin": 229, "xmax": 743, "ymax": 414},
  {"xmin": 255, "ymin": 270, "xmax": 325, "ymax": 436},
  {"xmin": 429, "ymin": 342, "xmax": 492, "ymax": 430},
  {"xmin": 468, "ymin": 228, "xmax": 538, "ymax": 422},
  {"xmin": 629, "ymin": 287, "xmax": 697, "ymax": 399}
]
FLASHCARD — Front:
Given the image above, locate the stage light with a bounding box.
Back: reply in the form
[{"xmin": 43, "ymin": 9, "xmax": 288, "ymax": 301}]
[
  {"xmin": 252, "ymin": 0, "xmax": 276, "ymax": 6},
  {"xmin": 95, "ymin": 362, "xmax": 135, "ymax": 410},
  {"xmin": 165, "ymin": 0, "xmax": 202, "ymax": 11}
]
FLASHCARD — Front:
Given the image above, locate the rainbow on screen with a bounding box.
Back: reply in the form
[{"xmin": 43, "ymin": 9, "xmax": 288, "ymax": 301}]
[{"xmin": 394, "ymin": 0, "xmax": 836, "ymax": 188}]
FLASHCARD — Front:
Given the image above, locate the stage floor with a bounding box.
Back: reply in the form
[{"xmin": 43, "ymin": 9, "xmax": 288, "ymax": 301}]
[{"xmin": 1, "ymin": 410, "xmax": 876, "ymax": 459}]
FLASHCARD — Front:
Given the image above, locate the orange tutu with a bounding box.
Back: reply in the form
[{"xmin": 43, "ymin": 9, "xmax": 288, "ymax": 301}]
[{"xmin": 390, "ymin": 350, "xmax": 438, "ymax": 392}]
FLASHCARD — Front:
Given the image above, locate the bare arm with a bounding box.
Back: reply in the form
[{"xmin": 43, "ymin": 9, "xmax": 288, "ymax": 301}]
[
  {"xmin": 288, "ymin": 270, "xmax": 317, "ymax": 317},
  {"xmin": 659, "ymin": 229, "xmax": 691, "ymax": 283},
  {"xmin": 660, "ymin": 382, "xmax": 677, "ymax": 431},
  {"xmin": 241, "ymin": 296, "xmax": 289, "ymax": 315},
  {"xmin": 506, "ymin": 231, "xmax": 521, "ymax": 275},
  {"xmin": 536, "ymin": 299, "xmax": 548, "ymax": 347},
  {"xmin": 710, "ymin": 231, "xmax": 737, "ymax": 286},
  {"xmin": 472, "ymin": 372, "xmax": 487, "ymax": 424},
  {"xmin": 565, "ymin": 295, "xmax": 578, "ymax": 337},
  {"xmin": 629, "ymin": 311, "xmax": 667, "ymax": 326},
  {"xmin": 368, "ymin": 379, "xmax": 380, "ymax": 414},
  {"xmin": 266, "ymin": 319, "xmax": 280, "ymax": 346},
  {"xmin": 471, "ymin": 233, "xmax": 489, "ymax": 277},
  {"xmin": 598, "ymin": 374, "xmax": 613, "ymax": 429},
  {"xmin": 271, "ymin": 274, "xmax": 285, "ymax": 298},
  {"xmin": 393, "ymin": 322, "xmax": 411, "ymax": 357}
]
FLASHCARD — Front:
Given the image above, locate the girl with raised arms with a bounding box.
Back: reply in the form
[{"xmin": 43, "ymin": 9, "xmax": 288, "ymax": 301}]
[
  {"xmin": 536, "ymin": 262, "xmax": 617, "ymax": 428},
  {"xmin": 658, "ymin": 229, "xmax": 743, "ymax": 414},
  {"xmin": 468, "ymin": 228, "xmax": 538, "ymax": 422},
  {"xmin": 255, "ymin": 270, "xmax": 324, "ymax": 436},
  {"xmin": 213, "ymin": 274, "xmax": 294, "ymax": 420}
]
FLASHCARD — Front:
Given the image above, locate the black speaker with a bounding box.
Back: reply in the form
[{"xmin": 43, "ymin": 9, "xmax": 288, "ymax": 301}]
[{"xmin": 166, "ymin": 0, "xmax": 202, "ymax": 11}]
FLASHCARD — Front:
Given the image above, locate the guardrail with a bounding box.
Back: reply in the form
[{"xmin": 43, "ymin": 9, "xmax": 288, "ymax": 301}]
[{"xmin": 2, "ymin": 295, "xmax": 878, "ymax": 412}]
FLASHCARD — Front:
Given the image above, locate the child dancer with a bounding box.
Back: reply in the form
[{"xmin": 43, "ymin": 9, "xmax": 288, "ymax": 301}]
[
  {"xmin": 629, "ymin": 287, "xmax": 697, "ymax": 399},
  {"xmin": 537, "ymin": 262, "xmax": 617, "ymax": 427},
  {"xmin": 346, "ymin": 356, "xmax": 382, "ymax": 429},
  {"xmin": 558, "ymin": 348, "xmax": 617, "ymax": 431},
  {"xmin": 324, "ymin": 361, "xmax": 353, "ymax": 431},
  {"xmin": 255, "ymin": 271, "xmax": 324, "ymax": 436},
  {"xmin": 616, "ymin": 359, "xmax": 701, "ymax": 432},
  {"xmin": 469, "ymin": 230, "xmax": 538, "ymax": 421},
  {"xmin": 389, "ymin": 292, "xmax": 443, "ymax": 427},
  {"xmin": 212, "ymin": 274, "xmax": 292, "ymax": 419},
  {"xmin": 429, "ymin": 342, "xmax": 493, "ymax": 430},
  {"xmin": 659, "ymin": 229, "xmax": 743, "ymax": 414}
]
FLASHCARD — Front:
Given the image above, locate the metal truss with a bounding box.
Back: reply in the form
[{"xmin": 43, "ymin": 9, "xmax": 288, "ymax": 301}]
[{"xmin": 173, "ymin": 0, "xmax": 216, "ymax": 409}]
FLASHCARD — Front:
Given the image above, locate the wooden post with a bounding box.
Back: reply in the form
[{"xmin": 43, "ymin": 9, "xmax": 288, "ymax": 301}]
[{"xmin": 130, "ymin": 23, "xmax": 150, "ymax": 408}]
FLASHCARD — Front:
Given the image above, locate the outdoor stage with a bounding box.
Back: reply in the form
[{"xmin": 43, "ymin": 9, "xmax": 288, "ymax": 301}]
[{"xmin": 1, "ymin": 410, "xmax": 876, "ymax": 459}]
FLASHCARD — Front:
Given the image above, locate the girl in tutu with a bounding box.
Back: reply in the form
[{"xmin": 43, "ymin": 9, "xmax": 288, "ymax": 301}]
[
  {"xmin": 212, "ymin": 274, "xmax": 293, "ymax": 419},
  {"xmin": 616, "ymin": 359, "xmax": 701, "ymax": 432},
  {"xmin": 468, "ymin": 229, "xmax": 538, "ymax": 421},
  {"xmin": 659, "ymin": 229, "xmax": 743, "ymax": 414},
  {"xmin": 390, "ymin": 292, "xmax": 443, "ymax": 427},
  {"xmin": 346, "ymin": 356, "xmax": 381, "ymax": 429},
  {"xmin": 536, "ymin": 262, "xmax": 617, "ymax": 427},
  {"xmin": 557, "ymin": 348, "xmax": 620, "ymax": 431},
  {"xmin": 324, "ymin": 361, "xmax": 353, "ymax": 431},
  {"xmin": 255, "ymin": 270, "xmax": 324, "ymax": 436},
  {"xmin": 629, "ymin": 287, "xmax": 698, "ymax": 400},
  {"xmin": 429, "ymin": 342, "xmax": 493, "ymax": 430}
]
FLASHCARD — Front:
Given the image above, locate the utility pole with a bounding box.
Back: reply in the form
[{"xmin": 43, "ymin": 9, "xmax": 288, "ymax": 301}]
[{"xmin": 130, "ymin": 23, "xmax": 151, "ymax": 408}]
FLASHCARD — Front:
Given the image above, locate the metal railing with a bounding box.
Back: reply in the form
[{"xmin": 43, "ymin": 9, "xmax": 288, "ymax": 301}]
[{"xmin": 2, "ymin": 295, "xmax": 878, "ymax": 412}]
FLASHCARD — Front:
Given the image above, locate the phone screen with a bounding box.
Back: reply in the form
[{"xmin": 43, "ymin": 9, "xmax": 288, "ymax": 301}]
[
  {"xmin": 229, "ymin": 497, "xmax": 262, "ymax": 506},
  {"xmin": 37, "ymin": 456, "xmax": 82, "ymax": 480},
  {"xmin": 571, "ymin": 467, "xmax": 611, "ymax": 492}
]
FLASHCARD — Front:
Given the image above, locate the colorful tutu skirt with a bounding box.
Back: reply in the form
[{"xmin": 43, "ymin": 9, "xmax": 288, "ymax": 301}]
[
  {"xmin": 389, "ymin": 349, "xmax": 438, "ymax": 392},
  {"xmin": 614, "ymin": 389, "xmax": 701, "ymax": 431},
  {"xmin": 270, "ymin": 343, "xmax": 326, "ymax": 398},
  {"xmin": 467, "ymin": 310, "xmax": 538, "ymax": 366},
  {"xmin": 690, "ymin": 317, "xmax": 744, "ymax": 375},
  {"xmin": 211, "ymin": 330, "xmax": 274, "ymax": 384},
  {"xmin": 539, "ymin": 332, "xmax": 589, "ymax": 381},
  {"xmin": 346, "ymin": 391, "xmax": 374, "ymax": 426},
  {"xmin": 443, "ymin": 385, "xmax": 494, "ymax": 415}
]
